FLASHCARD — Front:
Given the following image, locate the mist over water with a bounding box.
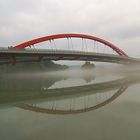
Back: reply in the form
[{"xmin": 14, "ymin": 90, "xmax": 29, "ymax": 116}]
[{"xmin": 0, "ymin": 62, "xmax": 140, "ymax": 140}]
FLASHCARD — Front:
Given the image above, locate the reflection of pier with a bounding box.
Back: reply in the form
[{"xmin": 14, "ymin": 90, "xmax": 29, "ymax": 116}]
[{"xmin": 16, "ymin": 76, "xmax": 140, "ymax": 115}]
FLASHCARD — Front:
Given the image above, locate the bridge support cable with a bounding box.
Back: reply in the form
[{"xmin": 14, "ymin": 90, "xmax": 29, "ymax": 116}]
[
  {"xmin": 53, "ymin": 101, "xmax": 56, "ymax": 110},
  {"xmin": 96, "ymin": 42, "xmax": 99, "ymax": 53},
  {"xmin": 91, "ymin": 40, "xmax": 95, "ymax": 52},
  {"xmin": 71, "ymin": 98, "xmax": 75, "ymax": 110},
  {"xmin": 103, "ymin": 44, "xmax": 106, "ymax": 54},
  {"xmin": 84, "ymin": 95, "xmax": 90, "ymax": 109},
  {"xmin": 81, "ymin": 38, "xmax": 84, "ymax": 52},
  {"xmin": 111, "ymin": 48, "xmax": 115, "ymax": 55},
  {"xmin": 94, "ymin": 41, "xmax": 97, "ymax": 53},
  {"xmin": 84, "ymin": 96, "xmax": 86, "ymax": 110},
  {"xmin": 72, "ymin": 98, "xmax": 76, "ymax": 110},
  {"xmin": 51, "ymin": 101, "xmax": 55, "ymax": 110},
  {"xmin": 70, "ymin": 37, "xmax": 74, "ymax": 51},
  {"xmin": 106, "ymin": 45, "xmax": 109, "ymax": 54},
  {"xmin": 84, "ymin": 39, "xmax": 88, "ymax": 52},
  {"xmin": 52, "ymin": 39, "xmax": 57, "ymax": 50},
  {"xmin": 49, "ymin": 40, "xmax": 55, "ymax": 51},
  {"xmin": 32, "ymin": 44, "xmax": 35, "ymax": 50},
  {"xmin": 69, "ymin": 99, "xmax": 73, "ymax": 111},
  {"xmin": 67, "ymin": 38, "xmax": 70, "ymax": 50},
  {"xmin": 104, "ymin": 45, "xmax": 108, "ymax": 54},
  {"xmin": 81, "ymin": 39, "xmax": 87, "ymax": 53},
  {"xmin": 108, "ymin": 47, "xmax": 111, "ymax": 54}
]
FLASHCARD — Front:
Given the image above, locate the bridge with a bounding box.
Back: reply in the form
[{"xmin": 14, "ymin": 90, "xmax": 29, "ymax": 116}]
[{"xmin": 0, "ymin": 33, "xmax": 140, "ymax": 65}]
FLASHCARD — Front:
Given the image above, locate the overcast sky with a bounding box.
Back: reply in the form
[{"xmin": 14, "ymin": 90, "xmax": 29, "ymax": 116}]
[{"xmin": 0, "ymin": 0, "xmax": 140, "ymax": 57}]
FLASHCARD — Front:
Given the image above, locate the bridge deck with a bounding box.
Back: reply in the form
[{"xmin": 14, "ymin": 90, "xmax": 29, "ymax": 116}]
[{"xmin": 0, "ymin": 48, "xmax": 140, "ymax": 64}]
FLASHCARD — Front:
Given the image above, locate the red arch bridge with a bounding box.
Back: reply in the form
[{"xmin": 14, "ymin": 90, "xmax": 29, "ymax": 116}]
[{"xmin": 0, "ymin": 33, "xmax": 140, "ymax": 65}]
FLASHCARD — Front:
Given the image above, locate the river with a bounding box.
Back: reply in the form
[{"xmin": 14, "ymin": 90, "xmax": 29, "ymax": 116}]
[{"xmin": 0, "ymin": 63, "xmax": 140, "ymax": 140}]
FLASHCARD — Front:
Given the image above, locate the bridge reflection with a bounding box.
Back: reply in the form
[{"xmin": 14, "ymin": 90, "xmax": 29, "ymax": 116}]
[
  {"xmin": 0, "ymin": 69, "xmax": 140, "ymax": 114},
  {"xmin": 17, "ymin": 83, "xmax": 127, "ymax": 115},
  {"xmin": 17, "ymin": 75, "xmax": 140, "ymax": 114}
]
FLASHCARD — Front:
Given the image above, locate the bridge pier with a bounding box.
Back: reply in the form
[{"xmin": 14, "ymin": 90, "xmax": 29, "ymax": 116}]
[
  {"xmin": 10, "ymin": 56, "xmax": 16, "ymax": 65},
  {"xmin": 37, "ymin": 56, "xmax": 43, "ymax": 62}
]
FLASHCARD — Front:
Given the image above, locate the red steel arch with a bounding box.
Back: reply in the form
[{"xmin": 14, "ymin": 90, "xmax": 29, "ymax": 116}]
[{"xmin": 15, "ymin": 33, "xmax": 127, "ymax": 56}]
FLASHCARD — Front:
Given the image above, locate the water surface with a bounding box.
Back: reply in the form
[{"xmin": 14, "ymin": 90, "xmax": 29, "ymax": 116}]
[{"xmin": 0, "ymin": 64, "xmax": 140, "ymax": 140}]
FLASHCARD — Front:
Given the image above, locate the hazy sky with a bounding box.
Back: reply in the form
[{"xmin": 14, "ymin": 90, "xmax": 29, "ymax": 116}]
[{"xmin": 0, "ymin": 0, "xmax": 140, "ymax": 57}]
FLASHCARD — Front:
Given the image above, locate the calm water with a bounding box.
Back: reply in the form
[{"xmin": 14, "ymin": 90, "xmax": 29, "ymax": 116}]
[{"xmin": 0, "ymin": 64, "xmax": 140, "ymax": 140}]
